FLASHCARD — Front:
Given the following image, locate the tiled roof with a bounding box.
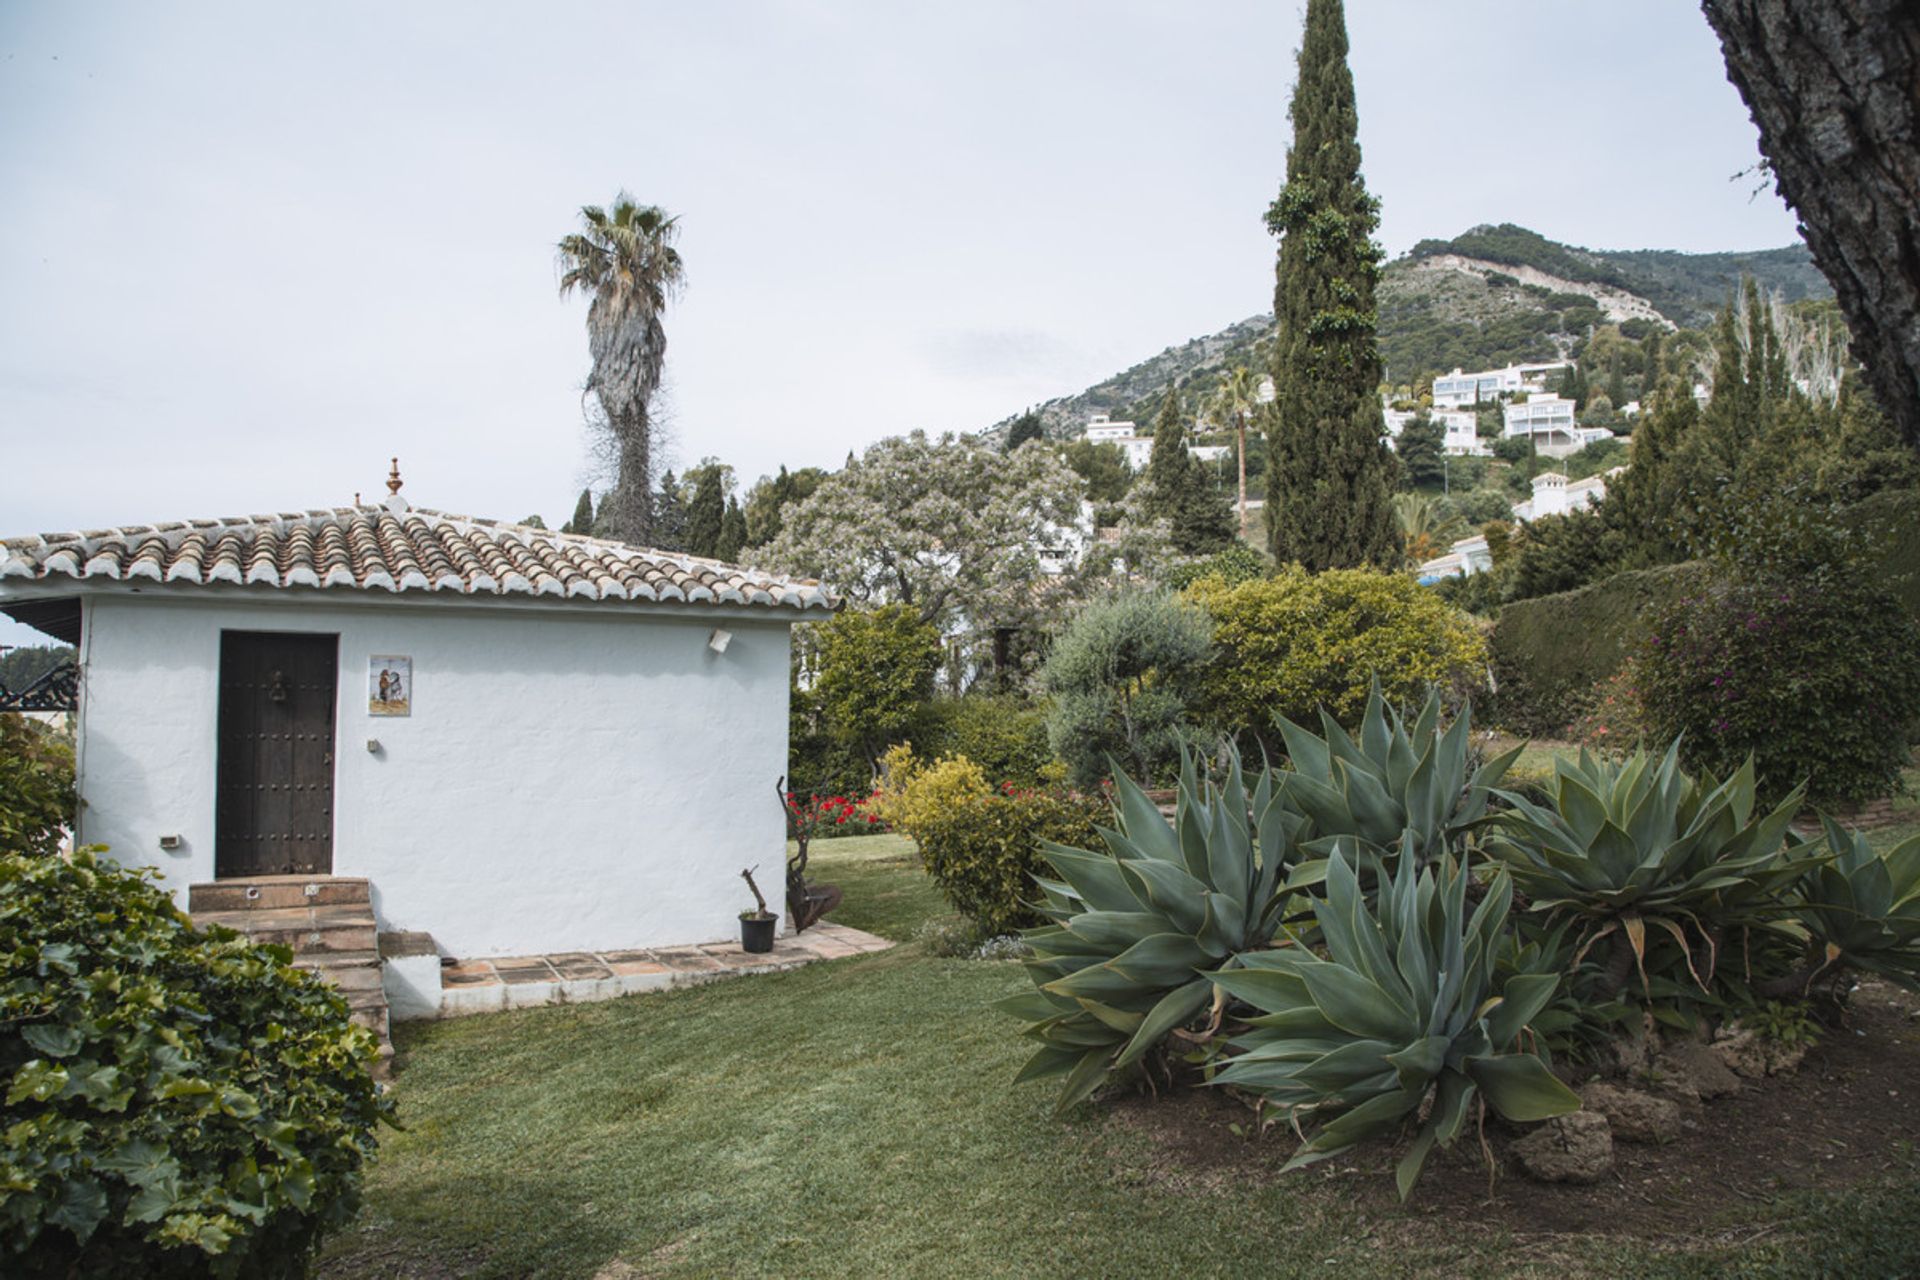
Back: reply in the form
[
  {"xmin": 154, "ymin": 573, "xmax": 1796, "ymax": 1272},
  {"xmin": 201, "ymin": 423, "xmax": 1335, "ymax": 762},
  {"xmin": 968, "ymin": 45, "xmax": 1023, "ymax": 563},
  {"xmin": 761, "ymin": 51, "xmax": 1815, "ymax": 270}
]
[{"xmin": 0, "ymin": 499, "xmax": 830, "ymax": 612}]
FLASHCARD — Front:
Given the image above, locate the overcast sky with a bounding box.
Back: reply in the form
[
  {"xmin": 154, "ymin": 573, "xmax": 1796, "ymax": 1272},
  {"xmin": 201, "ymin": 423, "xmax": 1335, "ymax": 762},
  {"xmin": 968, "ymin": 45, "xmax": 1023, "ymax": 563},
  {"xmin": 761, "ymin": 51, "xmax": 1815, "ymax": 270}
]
[{"xmin": 1, "ymin": 1, "xmax": 1797, "ymax": 648}]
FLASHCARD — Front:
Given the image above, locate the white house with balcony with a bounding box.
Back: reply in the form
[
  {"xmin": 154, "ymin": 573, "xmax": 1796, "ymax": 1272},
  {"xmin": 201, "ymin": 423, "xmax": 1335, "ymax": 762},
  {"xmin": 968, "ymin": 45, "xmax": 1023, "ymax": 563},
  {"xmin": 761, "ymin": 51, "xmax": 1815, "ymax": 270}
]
[
  {"xmin": 1431, "ymin": 362, "xmax": 1573, "ymax": 409},
  {"xmin": 1503, "ymin": 393, "xmax": 1614, "ymax": 458}
]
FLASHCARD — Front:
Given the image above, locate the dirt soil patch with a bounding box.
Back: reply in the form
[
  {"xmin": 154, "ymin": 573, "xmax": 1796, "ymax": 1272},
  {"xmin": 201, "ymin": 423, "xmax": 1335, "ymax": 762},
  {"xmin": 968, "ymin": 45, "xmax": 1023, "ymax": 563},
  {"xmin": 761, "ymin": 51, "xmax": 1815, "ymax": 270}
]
[{"xmin": 1108, "ymin": 981, "xmax": 1920, "ymax": 1241}]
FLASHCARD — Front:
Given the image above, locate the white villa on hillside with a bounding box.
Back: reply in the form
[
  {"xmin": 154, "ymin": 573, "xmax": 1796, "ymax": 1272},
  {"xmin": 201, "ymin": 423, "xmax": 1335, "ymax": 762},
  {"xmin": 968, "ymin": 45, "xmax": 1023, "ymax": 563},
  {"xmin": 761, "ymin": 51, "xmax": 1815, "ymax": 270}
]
[
  {"xmin": 1431, "ymin": 361, "xmax": 1572, "ymax": 409},
  {"xmin": 1383, "ymin": 406, "xmax": 1490, "ymax": 457},
  {"xmin": 1415, "ymin": 533, "xmax": 1493, "ymax": 583},
  {"xmin": 1503, "ymin": 393, "xmax": 1615, "ymax": 458},
  {"xmin": 1082, "ymin": 414, "xmax": 1228, "ymax": 469},
  {"xmin": 1417, "ymin": 467, "xmax": 1626, "ymax": 581}
]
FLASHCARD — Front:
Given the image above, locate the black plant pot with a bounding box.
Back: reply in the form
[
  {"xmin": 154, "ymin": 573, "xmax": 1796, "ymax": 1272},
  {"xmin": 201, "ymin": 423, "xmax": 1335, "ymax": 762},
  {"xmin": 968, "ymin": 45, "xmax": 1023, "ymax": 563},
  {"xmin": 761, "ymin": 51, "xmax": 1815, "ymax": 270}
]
[{"xmin": 741, "ymin": 914, "xmax": 777, "ymax": 954}]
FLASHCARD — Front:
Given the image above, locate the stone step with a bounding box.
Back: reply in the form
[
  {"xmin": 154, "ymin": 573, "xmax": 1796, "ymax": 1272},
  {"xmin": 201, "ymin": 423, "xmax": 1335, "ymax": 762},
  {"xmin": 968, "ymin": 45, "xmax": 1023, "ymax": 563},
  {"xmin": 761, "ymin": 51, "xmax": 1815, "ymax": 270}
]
[
  {"xmin": 195, "ymin": 906, "xmax": 376, "ymax": 954},
  {"xmin": 294, "ymin": 953, "xmax": 385, "ymax": 990},
  {"xmin": 189, "ymin": 876, "xmax": 371, "ymax": 913}
]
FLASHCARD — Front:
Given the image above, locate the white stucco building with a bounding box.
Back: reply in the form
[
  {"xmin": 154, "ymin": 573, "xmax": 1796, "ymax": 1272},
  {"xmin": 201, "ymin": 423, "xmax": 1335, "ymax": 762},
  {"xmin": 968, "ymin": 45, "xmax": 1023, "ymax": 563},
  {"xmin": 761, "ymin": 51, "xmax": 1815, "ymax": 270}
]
[
  {"xmin": 0, "ymin": 490, "xmax": 832, "ymax": 970},
  {"xmin": 1415, "ymin": 533, "xmax": 1494, "ymax": 583},
  {"xmin": 1082, "ymin": 413, "xmax": 1227, "ymax": 470},
  {"xmin": 1383, "ymin": 406, "xmax": 1491, "ymax": 457},
  {"xmin": 1431, "ymin": 361, "xmax": 1572, "ymax": 408},
  {"xmin": 1510, "ymin": 467, "xmax": 1622, "ymax": 522}
]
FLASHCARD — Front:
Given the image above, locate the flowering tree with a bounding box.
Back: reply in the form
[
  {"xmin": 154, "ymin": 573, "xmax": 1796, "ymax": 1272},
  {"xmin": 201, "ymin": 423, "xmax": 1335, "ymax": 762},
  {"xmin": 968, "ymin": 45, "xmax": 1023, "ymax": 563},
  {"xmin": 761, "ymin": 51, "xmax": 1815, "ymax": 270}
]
[{"xmin": 766, "ymin": 431, "xmax": 1090, "ymax": 634}]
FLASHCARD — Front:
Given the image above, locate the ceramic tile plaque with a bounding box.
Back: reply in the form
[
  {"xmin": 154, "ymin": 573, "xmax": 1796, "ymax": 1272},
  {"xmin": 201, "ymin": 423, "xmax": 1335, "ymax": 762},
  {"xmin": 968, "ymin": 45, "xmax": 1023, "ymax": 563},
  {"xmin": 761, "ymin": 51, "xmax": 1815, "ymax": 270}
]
[{"xmin": 369, "ymin": 655, "xmax": 411, "ymax": 716}]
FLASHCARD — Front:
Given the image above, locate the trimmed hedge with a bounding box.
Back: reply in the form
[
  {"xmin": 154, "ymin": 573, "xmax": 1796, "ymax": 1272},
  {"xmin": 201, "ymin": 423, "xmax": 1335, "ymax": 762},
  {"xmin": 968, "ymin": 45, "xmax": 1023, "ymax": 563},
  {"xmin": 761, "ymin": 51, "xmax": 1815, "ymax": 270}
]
[
  {"xmin": 1489, "ymin": 488, "xmax": 1920, "ymax": 735},
  {"xmin": 1848, "ymin": 487, "xmax": 1920, "ymax": 619},
  {"xmin": 1488, "ymin": 562, "xmax": 1708, "ymax": 735}
]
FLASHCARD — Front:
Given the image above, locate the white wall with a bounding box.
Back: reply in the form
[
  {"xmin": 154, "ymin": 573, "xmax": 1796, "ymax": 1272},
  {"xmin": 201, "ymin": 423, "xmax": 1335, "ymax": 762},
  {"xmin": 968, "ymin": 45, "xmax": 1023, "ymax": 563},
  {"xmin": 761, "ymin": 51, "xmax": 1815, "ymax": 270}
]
[{"xmin": 75, "ymin": 592, "xmax": 791, "ymax": 958}]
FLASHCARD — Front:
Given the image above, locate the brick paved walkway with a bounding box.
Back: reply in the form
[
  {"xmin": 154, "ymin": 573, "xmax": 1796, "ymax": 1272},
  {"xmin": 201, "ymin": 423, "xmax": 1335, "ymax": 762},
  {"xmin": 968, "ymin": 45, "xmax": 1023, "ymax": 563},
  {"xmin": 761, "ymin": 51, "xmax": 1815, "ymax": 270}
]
[{"xmin": 435, "ymin": 922, "xmax": 893, "ymax": 1016}]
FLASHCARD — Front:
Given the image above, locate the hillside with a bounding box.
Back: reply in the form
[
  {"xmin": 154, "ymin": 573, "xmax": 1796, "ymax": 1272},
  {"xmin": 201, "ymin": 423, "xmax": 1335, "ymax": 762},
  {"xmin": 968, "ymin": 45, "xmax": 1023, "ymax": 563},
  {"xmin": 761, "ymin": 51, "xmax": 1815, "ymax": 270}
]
[{"xmin": 990, "ymin": 225, "xmax": 1829, "ymax": 441}]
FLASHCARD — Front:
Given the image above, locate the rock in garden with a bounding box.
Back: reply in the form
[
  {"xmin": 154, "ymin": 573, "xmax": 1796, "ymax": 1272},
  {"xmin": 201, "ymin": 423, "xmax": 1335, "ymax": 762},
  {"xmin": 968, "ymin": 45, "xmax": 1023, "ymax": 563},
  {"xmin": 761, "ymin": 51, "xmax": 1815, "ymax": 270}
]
[
  {"xmin": 1512, "ymin": 1111, "xmax": 1614, "ymax": 1184},
  {"xmin": 1578, "ymin": 1083, "xmax": 1681, "ymax": 1144},
  {"xmin": 1709, "ymin": 1027, "xmax": 1810, "ymax": 1079},
  {"xmin": 1652, "ymin": 1042, "xmax": 1742, "ymax": 1101}
]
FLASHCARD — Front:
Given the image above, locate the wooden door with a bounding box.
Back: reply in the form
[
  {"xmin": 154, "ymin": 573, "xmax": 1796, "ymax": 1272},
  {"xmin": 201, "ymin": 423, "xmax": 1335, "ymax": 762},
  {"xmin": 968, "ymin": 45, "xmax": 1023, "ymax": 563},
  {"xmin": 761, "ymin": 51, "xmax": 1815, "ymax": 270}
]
[{"xmin": 216, "ymin": 631, "xmax": 338, "ymax": 877}]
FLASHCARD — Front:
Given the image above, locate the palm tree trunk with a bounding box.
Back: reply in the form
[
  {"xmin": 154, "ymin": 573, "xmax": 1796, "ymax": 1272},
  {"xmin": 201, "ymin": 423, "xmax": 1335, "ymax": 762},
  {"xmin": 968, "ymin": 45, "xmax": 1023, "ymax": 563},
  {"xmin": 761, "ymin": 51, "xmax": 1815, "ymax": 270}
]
[
  {"xmin": 609, "ymin": 406, "xmax": 654, "ymax": 545},
  {"xmin": 1236, "ymin": 412, "xmax": 1248, "ymax": 540},
  {"xmin": 1702, "ymin": 0, "xmax": 1920, "ymax": 449}
]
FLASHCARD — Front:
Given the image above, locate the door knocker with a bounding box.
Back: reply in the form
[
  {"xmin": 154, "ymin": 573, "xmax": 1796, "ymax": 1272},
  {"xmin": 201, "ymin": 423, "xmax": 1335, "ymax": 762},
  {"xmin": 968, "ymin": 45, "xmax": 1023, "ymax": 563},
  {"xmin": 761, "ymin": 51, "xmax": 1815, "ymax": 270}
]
[{"xmin": 269, "ymin": 670, "xmax": 289, "ymax": 704}]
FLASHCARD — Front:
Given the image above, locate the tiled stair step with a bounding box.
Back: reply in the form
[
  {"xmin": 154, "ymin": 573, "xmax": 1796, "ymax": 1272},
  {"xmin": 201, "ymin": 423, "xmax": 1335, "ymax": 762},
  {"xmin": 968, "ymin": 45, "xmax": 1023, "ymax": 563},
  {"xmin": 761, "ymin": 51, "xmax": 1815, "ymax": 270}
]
[
  {"xmin": 189, "ymin": 876, "xmax": 371, "ymax": 913},
  {"xmin": 194, "ymin": 906, "xmax": 376, "ymax": 954}
]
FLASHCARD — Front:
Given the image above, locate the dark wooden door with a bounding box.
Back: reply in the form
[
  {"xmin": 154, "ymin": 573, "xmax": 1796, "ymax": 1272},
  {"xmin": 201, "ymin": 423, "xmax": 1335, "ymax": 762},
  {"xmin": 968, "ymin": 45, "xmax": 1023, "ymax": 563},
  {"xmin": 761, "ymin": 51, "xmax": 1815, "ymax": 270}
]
[{"xmin": 216, "ymin": 631, "xmax": 338, "ymax": 877}]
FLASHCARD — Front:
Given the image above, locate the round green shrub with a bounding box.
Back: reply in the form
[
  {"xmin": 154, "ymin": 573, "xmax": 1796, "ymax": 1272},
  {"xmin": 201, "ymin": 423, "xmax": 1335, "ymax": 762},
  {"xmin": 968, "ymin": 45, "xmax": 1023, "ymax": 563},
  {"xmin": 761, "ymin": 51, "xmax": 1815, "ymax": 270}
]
[
  {"xmin": 1637, "ymin": 564, "xmax": 1920, "ymax": 805},
  {"xmin": 892, "ymin": 758, "xmax": 1104, "ymax": 937},
  {"xmin": 916, "ymin": 694, "xmax": 1054, "ymax": 786},
  {"xmin": 1185, "ymin": 567, "xmax": 1487, "ymax": 747},
  {"xmin": 1, "ymin": 849, "xmax": 395, "ymax": 1278},
  {"xmin": 1041, "ymin": 589, "xmax": 1212, "ymax": 789}
]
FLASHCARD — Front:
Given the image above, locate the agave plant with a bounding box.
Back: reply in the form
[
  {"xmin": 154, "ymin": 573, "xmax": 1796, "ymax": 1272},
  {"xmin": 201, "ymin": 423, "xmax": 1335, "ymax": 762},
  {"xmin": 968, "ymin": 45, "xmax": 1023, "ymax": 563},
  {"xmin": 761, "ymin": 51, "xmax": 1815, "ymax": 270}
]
[
  {"xmin": 1483, "ymin": 743, "xmax": 1806, "ymax": 1000},
  {"xmin": 1274, "ymin": 685, "xmax": 1520, "ymax": 877},
  {"xmin": 998, "ymin": 747, "xmax": 1306, "ymax": 1113},
  {"xmin": 1777, "ymin": 818, "xmax": 1920, "ymax": 996},
  {"xmin": 1210, "ymin": 843, "xmax": 1579, "ymax": 1199}
]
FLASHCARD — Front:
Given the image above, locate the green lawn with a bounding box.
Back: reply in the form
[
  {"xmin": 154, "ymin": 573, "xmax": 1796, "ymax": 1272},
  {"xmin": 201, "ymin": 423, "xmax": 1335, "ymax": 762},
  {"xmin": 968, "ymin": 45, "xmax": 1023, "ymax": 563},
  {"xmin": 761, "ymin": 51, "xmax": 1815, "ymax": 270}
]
[{"xmin": 321, "ymin": 834, "xmax": 1920, "ymax": 1280}]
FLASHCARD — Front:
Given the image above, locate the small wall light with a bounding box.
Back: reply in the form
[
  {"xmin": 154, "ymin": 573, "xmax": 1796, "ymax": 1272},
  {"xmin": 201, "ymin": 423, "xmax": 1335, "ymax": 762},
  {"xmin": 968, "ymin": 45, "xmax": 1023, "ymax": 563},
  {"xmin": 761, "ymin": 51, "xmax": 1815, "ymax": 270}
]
[
  {"xmin": 158, "ymin": 835, "xmax": 182, "ymax": 851},
  {"xmin": 708, "ymin": 628, "xmax": 733, "ymax": 654},
  {"xmin": 366, "ymin": 739, "xmax": 382, "ymax": 754}
]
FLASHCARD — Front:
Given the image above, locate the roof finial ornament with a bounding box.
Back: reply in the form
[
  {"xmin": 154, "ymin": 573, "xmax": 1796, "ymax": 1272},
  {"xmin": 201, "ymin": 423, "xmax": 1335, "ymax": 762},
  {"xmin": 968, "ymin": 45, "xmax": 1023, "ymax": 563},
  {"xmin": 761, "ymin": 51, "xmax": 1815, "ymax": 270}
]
[{"xmin": 387, "ymin": 458, "xmax": 404, "ymax": 495}]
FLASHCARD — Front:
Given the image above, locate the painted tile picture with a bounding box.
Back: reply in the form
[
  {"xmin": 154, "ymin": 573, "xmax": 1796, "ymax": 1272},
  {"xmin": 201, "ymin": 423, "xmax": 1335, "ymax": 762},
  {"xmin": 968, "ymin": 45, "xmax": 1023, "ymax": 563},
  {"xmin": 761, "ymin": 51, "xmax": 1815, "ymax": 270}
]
[{"xmin": 369, "ymin": 655, "xmax": 411, "ymax": 716}]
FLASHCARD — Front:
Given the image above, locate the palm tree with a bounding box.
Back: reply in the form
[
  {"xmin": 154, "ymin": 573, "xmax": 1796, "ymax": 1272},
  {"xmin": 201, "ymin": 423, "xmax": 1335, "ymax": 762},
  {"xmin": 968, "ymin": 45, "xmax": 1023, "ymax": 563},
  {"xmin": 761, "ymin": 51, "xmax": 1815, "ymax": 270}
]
[
  {"xmin": 1205, "ymin": 366, "xmax": 1263, "ymax": 539},
  {"xmin": 1392, "ymin": 492, "xmax": 1466, "ymax": 567},
  {"xmin": 558, "ymin": 196, "xmax": 685, "ymax": 545}
]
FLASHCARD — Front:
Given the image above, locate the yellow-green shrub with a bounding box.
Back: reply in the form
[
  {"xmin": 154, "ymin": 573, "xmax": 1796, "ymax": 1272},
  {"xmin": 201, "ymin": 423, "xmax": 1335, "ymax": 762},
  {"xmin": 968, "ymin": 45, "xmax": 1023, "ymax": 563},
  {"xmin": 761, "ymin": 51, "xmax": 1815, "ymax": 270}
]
[
  {"xmin": 1185, "ymin": 567, "xmax": 1486, "ymax": 744},
  {"xmin": 878, "ymin": 746, "xmax": 1100, "ymax": 936},
  {"xmin": 871, "ymin": 745, "xmax": 990, "ymax": 834}
]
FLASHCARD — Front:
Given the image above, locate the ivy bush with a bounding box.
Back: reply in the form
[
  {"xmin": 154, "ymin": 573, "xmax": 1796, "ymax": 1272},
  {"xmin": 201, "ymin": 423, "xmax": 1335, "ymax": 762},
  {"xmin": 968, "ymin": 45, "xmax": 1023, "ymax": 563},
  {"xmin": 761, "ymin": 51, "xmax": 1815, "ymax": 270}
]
[
  {"xmin": 1185, "ymin": 567, "xmax": 1485, "ymax": 747},
  {"xmin": 1, "ymin": 850, "xmax": 394, "ymax": 1278},
  {"xmin": 1, "ymin": 714, "xmax": 75, "ymax": 859},
  {"xmin": 1637, "ymin": 564, "xmax": 1920, "ymax": 805}
]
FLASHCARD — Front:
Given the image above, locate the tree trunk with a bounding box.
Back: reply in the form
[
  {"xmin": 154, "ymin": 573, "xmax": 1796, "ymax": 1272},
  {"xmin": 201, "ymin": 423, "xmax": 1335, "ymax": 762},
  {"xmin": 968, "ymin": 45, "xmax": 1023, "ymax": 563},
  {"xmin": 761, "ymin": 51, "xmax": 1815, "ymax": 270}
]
[
  {"xmin": 607, "ymin": 406, "xmax": 655, "ymax": 546},
  {"xmin": 1702, "ymin": 0, "xmax": 1920, "ymax": 449}
]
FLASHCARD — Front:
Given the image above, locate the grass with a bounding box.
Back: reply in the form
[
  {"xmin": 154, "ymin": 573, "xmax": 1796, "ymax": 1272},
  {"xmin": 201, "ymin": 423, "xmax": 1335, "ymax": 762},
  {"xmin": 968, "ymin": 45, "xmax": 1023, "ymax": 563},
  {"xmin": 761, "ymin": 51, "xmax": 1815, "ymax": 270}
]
[
  {"xmin": 792, "ymin": 833, "xmax": 946, "ymax": 941},
  {"xmin": 322, "ymin": 832, "xmax": 1920, "ymax": 1280}
]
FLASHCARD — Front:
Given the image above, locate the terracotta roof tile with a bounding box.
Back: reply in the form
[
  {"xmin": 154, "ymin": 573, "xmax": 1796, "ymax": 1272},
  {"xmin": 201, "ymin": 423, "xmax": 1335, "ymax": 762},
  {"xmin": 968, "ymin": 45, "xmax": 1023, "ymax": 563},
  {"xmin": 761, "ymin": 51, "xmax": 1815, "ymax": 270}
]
[{"xmin": 0, "ymin": 499, "xmax": 830, "ymax": 613}]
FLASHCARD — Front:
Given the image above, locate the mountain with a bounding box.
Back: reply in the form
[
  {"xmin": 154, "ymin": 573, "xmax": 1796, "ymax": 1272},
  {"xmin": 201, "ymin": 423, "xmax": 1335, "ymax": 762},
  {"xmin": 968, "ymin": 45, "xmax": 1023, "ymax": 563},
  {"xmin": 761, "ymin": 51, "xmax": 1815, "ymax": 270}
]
[{"xmin": 990, "ymin": 225, "xmax": 1831, "ymax": 440}]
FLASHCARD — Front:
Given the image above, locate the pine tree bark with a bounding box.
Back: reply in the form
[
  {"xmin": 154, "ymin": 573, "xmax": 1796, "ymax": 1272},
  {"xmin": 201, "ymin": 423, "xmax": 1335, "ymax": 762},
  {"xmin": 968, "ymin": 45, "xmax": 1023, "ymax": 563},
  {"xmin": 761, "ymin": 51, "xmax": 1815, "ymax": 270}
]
[{"xmin": 1702, "ymin": 0, "xmax": 1920, "ymax": 449}]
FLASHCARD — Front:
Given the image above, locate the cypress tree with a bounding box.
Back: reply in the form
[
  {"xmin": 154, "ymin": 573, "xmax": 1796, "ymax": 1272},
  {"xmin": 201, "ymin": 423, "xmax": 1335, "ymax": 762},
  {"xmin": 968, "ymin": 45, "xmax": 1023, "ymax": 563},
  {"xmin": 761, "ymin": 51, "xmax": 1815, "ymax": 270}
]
[
  {"xmin": 1171, "ymin": 457, "xmax": 1237, "ymax": 554},
  {"xmin": 652, "ymin": 470, "xmax": 686, "ymax": 550},
  {"xmin": 1394, "ymin": 415, "xmax": 1446, "ymax": 489},
  {"xmin": 1146, "ymin": 387, "xmax": 1193, "ymax": 518},
  {"xmin": 563, "ymin": 488, "xmax": 595, "ymax": 535},
  {"xmin": 717, "ymin": 496, "xmax": 748, "ymax": 562},
  {"xmin": 1264, "ymin": 0, "xmax": 1400, "ymax": 570},
  {"xmin": 1005, "ymin": 410, "xmax": 1043, "ymax": 452},
  {"xmin": 685, "ymin": 465, "xmax": 725, "ymax": 558}
]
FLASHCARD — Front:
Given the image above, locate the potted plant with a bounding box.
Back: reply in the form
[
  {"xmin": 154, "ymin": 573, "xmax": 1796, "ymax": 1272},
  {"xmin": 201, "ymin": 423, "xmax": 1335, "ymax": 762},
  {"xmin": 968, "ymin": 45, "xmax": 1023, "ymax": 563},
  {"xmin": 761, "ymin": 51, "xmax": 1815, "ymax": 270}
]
[{"xmin": 738, "ymin": 866, "xmax": 777, "ymax": 954}]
